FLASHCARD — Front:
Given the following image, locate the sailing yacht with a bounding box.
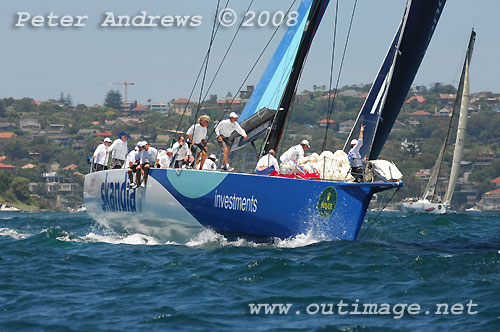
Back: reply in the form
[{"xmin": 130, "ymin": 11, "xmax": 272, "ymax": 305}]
[
  {"xmin": 402, "ymin": 30, "xmax": 476, "ymax": 214},
  {"xmin": 83, "ymin": 0, "xmax": 446, "ymax": 241}
]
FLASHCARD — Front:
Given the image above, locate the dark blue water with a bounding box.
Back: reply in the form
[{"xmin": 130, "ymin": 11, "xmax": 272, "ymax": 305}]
[{"xmin": 0, "ymin": 211, "xmax": 499, "ymax": 331}]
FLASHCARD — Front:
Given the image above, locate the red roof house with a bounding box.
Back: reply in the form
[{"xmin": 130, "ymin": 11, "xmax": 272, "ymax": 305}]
[{"xmin": 92, "ymin": 131, "xmax": 113, "ymax": 137}]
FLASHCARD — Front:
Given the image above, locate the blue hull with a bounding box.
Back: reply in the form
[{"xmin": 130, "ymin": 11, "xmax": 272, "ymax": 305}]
[{"xmin": 84, "ymin": 169, "xmax": 402, "ymax": 241}]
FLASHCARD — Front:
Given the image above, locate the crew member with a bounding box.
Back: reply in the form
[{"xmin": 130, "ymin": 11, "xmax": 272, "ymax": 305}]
[
  {"xmin": 127, "ymin": 142, "xmax": 143, "ymax": 189},
  {"xmin": 215, "ymin": 112, "xmax": 247, "ymax": 171},
  {"xmin": 186, "ymin": 115, "xmax": 210, "ymax": 169},
  {"xmin": 159, "ymin": 148, "xmax": 174, "ymax": 168},
  {"xmin": 255, "ymin": 149, "xmax": 280, "ymax": 175},
  {"xmin": 93, "ymin": 137, "xmax": 112, "ymax": 171},
  {"xmin": 202, "ymin": 154, "xmax": 218, "ymax": 171},
  {"xmin": 348, "ymin": 124, "xmax": 366, "ymax": 182},
  {"xmin": 171, "ymin": 134, "xmax": 194, "ymax": 168},
  {"xmin": 136, "ymin": 141, "xmax": 158, "ymax": 187},
  {"xmin": 109, "ymin": 132, "xmax": 129, "ymax": 169},
  {"xmin": 279, "ymin": 140, "xmax": 310, "ymax": 166}
]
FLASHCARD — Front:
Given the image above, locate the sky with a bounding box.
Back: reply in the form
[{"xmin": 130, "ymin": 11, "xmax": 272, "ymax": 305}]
[{"xmin": 1, "ymin": 0, "xmax": 499, "ymax": 105}]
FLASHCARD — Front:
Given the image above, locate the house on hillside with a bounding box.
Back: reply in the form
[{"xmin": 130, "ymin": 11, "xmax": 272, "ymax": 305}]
[
  {"xmin": 170, "ymin": 98, "xmax": 193, "ymax": 116},
  {"xmin": 405, "ymin": 95, "xmax": 426, "ymax": 103},
  {"xmin": 317, "ymin": 119, "xmax": 335, "ymax": 128},
  {"xmin": 409, "ymin": 110, "xmax": 432, "ymax": 118},
  {"xmin": 0, "ymin": 162, "xmax": 16, "ymax": 174},
  {"xmin": 129, "ymin": 107, "xmax": 146, "ymax": 117},
  {"xmin": 240, "ymin": 85, "xmax": 254, "ymax": 101},
  {"xmin": 435, "ymin": 107, "xmax": 452, "ymax": 117},
  {"xmin": 475, "ymin": 149, "xmax": 494, "ymax": 167},
  {"xmin": 482, "ymin": 188, "xmax": 500, "ymax": 211},
  {"xmin": 47, "ymin": 135, "xmax": 72, "ymax": 146},
  {"xmin": 92, "ymin": 131, "xmax": 113, "ymax": 138},
  {"xmin": 150, "ymin": 103, "xmax": 169, "ymax": 112},
  {"xmin": 77, "ymin": 128, "xmax": 98, "ymax": 136},
  {"xmin": 295, "ymin": 93, "xmax": 311, "ymax": 103},
  {"xmin": 0, "ymin": 122, "xmax": 17, "ymax": 131},
  {"xmin": 0, "ymin": 132, "xmax": 16, "ymax": 140},
  {"xmin": 47, "ymin": 124, "xmax": 65, "ymax": 134},
  {"xmin": 19, "ymin": 118, "xmax": 41, "ymax": 133},
  {"xmin": 338, "ymin": 120, "xmax": 355, "ymax": 134},
  {"xmin": 439, "ymin": 94, "xmax": 456, "ymax": 104},
  {"xmin": 339, "ymin": 90, "xmax": 360, "ymax": 97}
]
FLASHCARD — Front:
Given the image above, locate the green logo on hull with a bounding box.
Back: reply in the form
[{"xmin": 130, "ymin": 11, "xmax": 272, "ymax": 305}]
[{"xmin": 318, "ymin": 186, "xmax": 337, "ymax": 219}]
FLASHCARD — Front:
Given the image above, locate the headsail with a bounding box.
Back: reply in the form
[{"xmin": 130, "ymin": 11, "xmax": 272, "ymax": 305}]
[
  {"xmin": 344, "ymin": 0, "xmax": 447, "ymax": 160},
  {"xmin": 232, "ymin": 0, "xmax": 330, "ymax": 152},
  {"xmin": 443, "ymin": 29, "xmax": 476, "ymax": 204}
]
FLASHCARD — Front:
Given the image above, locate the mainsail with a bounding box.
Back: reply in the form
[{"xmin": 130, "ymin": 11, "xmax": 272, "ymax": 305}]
[
  {"xmin": 443, "ymin": 29, "xmax": 476, "ymax": 204},
  {"xmin": 344, "ymin": 0, "xmax": 447, "ymax": 160},
  {"xmin": 423, "ymin": 29, "xmax": 475, "ymax": 203},
  {"xmin": 232, "ymin": 0, "xmax": 330, "ymax": 152}
]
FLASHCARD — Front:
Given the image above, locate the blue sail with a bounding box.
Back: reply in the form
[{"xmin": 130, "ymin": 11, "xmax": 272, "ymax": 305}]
[
  {"xmin": 344, "ymin": 0, "xmax": 446, "ymax": 160},
  {"xmin": 239, "ymin": 0, "xmax": 314, "ymax": 124},
  {"xmin": 233, "ymin": 0, "xmax": 329, "ymax": 152}
]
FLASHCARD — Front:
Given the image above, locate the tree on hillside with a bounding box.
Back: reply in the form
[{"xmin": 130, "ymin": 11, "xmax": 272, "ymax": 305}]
[
  {"xmin": 11, "ymin": 177, "xmax": 30, "ymax": 202},
  {"xmin": 104, "ymin": 89, "xmax": 123, "ymax": 110},
  {"xmin": 65, "ymin": 94, "xmax": 73, "ymax": 106}
]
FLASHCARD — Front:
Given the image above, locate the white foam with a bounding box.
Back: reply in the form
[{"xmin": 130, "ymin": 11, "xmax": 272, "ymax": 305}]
[
  {"xmin": 185, "ymin": 228, "xmax": 323, "ymax": 249},
  {"xmin": 272, "ymin": 230, "xmax": 323, "ymax": 248},
  {"xmin": 0, "ymin": 227, "xmax": 31, "ymax": 239},
  {"xmin": 82, "ymin": 232, "xmax": 163, "ymax": 245}
]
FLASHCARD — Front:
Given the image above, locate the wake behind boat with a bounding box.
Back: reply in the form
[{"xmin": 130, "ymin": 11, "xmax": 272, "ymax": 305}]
[{"xmin": 84, "ymin": 0, "xmax": 447, "ymax": 241}]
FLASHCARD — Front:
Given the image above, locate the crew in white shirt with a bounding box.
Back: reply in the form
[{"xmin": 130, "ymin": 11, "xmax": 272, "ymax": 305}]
[
  {"xmin": 256, "ymin": 149, "xmax": 280, "ymax": 175},
  {"xmin": 159, "ymin": 148, "xmax": 174, "ymax": 168},
  {"xmin": 280, "ymin": 140, "xmax": 310, "ymax": 166},
  {"xmin": 136, "ymin": 141, "xmax": 158, "ymax": 187},
  {"xmin": 109, "ymin": 132, "xmax": 129, "ymax": 169},
  {"xmin": 186, "ymin": 115, "xmax": 210, "ymax": 169},
  {"xmin": 93, "ymin": 137, "xmax": 112, "ymax": 171},
  {"xmin": 215, "ymin": 112, "xmax": 247, "ymax": 171},
  {"xmin": 202, "ymin": 154, "xmax": 218, "ymax": 171},
  {"xmin": 127, "ymin": 142, "xmax": 144, "ymax": 189},
  {"xmin": 171, "ymin": 134, "xmax": 194, "ymax": 168}
]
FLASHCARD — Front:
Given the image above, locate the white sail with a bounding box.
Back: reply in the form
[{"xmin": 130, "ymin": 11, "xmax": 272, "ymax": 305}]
[{"xmin": 444, "ymin": 59, "xmax": 470, "ymax": 204}]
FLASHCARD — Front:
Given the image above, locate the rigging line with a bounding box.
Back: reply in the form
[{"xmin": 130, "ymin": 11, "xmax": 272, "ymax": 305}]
[
  {"xmin": 188, "ymin": 0, "xmax": 223, "ymax": 143},
  {"xmin": 199, "ymin": 0, "xmax": 256, "ymax": 109},
  {"xmin": 358, "ymin": 186, "xmax": 400, "ymax": 240},
  {"xmin": 321, "ymin": 0, "xmax": 339, "ymax": 152},
  {"xmin": 194, "ymin": 0, "xmax": 221, "ymax": 114},
  {"xmin": 322, "ymin": 0, "xmax": 358, "ymax": 151},
  {"xmin": 206, "ymin": 0, "xmax": 298, "ymax": 143},
  {"xmin": 172, "ymin": 0, "xmax": 229, "ymax": 142}
]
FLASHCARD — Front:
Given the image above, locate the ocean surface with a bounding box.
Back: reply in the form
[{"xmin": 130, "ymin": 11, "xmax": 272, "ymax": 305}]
[{"xmin": 0, "ymin": 211, "xmax": 499, "ymax": 331}]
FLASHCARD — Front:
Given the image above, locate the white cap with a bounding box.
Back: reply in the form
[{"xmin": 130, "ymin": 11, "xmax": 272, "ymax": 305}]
[
  {"xmin": 104, "ymin": 137, "xmax": 112, "ymax": 143},
  {"xmin": 209, "ymin": 154, "xmax": 218, "ymax": 161},
  {"xmin": 136, "ymin": 141, "xmax": 143, "ymax": 147},
  {"xmin": 166, "ymin": 148, "xmax": 173, "ymax": 153},
  {"xmin": 141, "ymin": 141, "xmax": 148, "ymax": 147},
  {"xmin": 300, "ymin": 139, "xmax": 310, "ymax": 147},
  {"xmin": 229, "ymin": 112, "xmax": 238, "ymax": 118},
  {"xmin": 351, "ymin": 139, "xmax": 358, "ymax": 146}
]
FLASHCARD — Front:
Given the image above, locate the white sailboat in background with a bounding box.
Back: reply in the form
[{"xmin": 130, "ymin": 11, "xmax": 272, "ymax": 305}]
[{"xmin": 402, "ymin": 29, "xmax": 476, "ymax": 214}]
